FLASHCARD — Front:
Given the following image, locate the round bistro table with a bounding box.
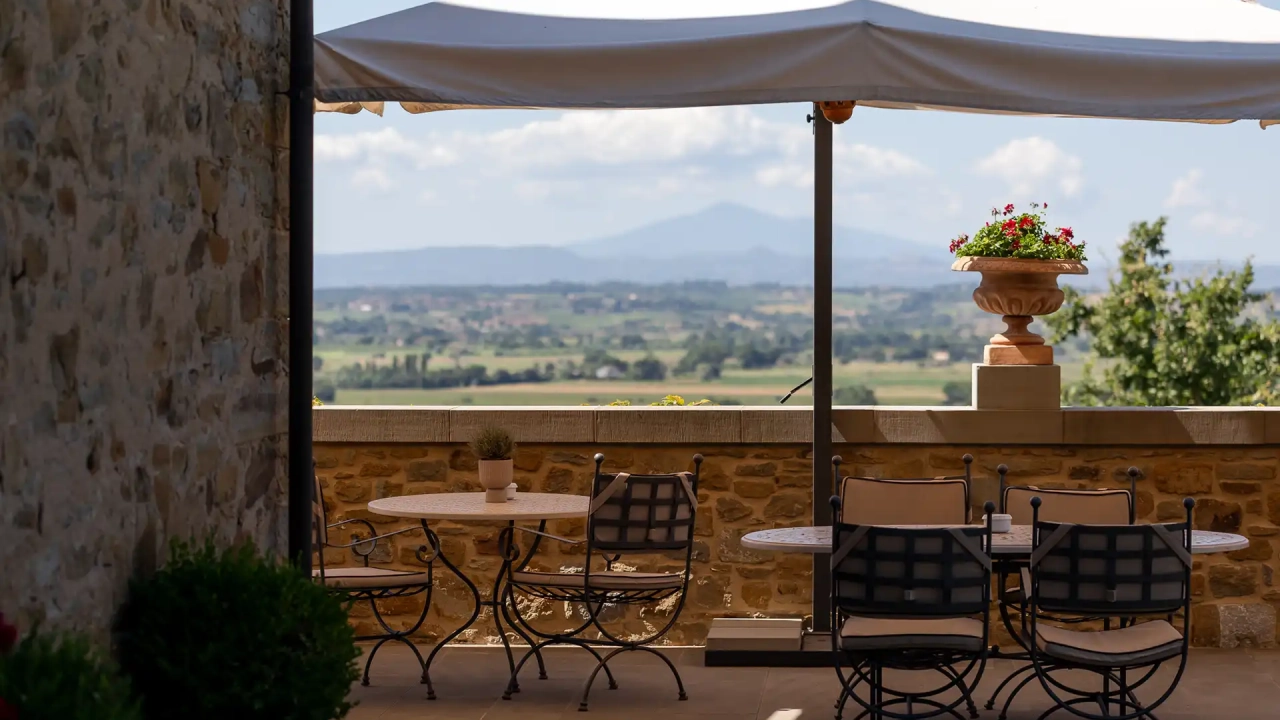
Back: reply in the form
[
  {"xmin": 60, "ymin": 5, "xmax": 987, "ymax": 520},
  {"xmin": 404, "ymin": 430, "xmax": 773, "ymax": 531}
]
[
  {"xmin": 368, "ymin": 492, "xmax": 590, "ymax": 699},
  {"xmin": 740, "ymin": 524, "xmax": 1249, "ymax": 555}
]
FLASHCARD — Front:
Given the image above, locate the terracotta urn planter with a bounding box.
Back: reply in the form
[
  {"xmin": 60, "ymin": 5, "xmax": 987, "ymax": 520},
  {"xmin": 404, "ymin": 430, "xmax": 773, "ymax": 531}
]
[
  {"xmin": 951, "ymin": 256, "xmax": 1088, "ymax": 365},
  {"xmin": 479, "ymin": 459, "xmax": 513, "ymax": 503},
  {"xmin": 818, "ymin": 100, "xmax": 854, "ymax": 124}
]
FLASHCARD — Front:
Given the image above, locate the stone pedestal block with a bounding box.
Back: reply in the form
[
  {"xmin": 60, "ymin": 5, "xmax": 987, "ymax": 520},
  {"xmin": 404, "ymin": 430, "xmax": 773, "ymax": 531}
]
[
  {"xmin": 984, "ymin": 344, "xmax": 1054, "ymax": 365},
  {"xmin": 972, "ymin": 363, "xmax": 1062, "ymax": 410}
]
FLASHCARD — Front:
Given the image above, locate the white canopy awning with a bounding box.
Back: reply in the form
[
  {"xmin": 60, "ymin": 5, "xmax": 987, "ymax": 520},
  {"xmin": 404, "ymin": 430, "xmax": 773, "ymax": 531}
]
[{"xmin": 315, "ymin": 0, "xmax": 1280, "ymax": 126}]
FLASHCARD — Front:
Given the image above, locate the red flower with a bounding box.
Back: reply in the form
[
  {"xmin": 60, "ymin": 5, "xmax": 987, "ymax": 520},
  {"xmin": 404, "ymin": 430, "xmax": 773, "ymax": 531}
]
[
  {"xmin": 1043, "ymin": 202, "xmax": 1049, "ymax": 209},
  {"xmin": 1019, "ymin": 216, "xmax": 1034, "ymax": 229},
  {"xmin": 0, "ymin": 613, "xmax": 16, "ymax": 654},
  {"xmin": 0, "ymin": 697, "xmax": 17, "ymax": 720},
  {"xmin": 1043, "ymin": 233, "xmax": 1056, "ymax": 244},
  {"xmin": 1003, "ymin": 203, "xmax": 1015, "ymax": 215},
  {"xmin": 1060, "ymin": 226, "xmax": 1074, "ymax": 240},
  {"xmin": 1011, "ymin": 239, "xmax": 1022, "ymax": 250}
]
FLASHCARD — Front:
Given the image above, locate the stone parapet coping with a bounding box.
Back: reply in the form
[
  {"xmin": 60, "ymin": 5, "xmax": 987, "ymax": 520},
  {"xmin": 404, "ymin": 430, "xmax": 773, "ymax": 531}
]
[{"xmin": 314, "ymin": 406, "xmax": 1280, "ymax": 446}]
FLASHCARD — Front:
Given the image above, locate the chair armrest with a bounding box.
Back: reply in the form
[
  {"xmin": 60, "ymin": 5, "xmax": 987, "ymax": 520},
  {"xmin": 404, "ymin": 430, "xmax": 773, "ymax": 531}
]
[
  {"xmin": 513, "ymin": 526, "xmax": 582, "ymax": 545},
  {"xmin": 326, "ymin": 525, "xmax": 424, "ymax": 556},
  {"xmin": 327, "ymin": 517, "xmax": 377, "ymax": 535}
]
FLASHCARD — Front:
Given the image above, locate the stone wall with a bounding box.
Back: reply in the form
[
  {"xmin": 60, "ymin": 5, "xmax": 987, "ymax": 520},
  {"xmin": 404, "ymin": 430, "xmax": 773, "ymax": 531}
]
[
  {"xmin": 0, "ymin": 1, "xmax": 290, "ymax": 636},
  {"xmin": 314, "ymin": 406, "xmax": 1280, "ymax": 649}
]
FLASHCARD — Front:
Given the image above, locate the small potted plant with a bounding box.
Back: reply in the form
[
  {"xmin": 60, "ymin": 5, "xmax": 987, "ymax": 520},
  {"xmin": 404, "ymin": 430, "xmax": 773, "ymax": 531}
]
[
  {"xmin": 471, "ymin": 426, "xmax": 515, "ymax": 503},
  {"xmin": 950, "ymin": 202, "xmax": 1088, "ymax": 365}
]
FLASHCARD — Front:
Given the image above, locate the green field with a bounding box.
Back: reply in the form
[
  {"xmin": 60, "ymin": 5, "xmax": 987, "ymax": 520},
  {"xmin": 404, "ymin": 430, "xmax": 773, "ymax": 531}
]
[
  {"xmin": 314, "ymin": 283, "xmax": 1089, "ymax": 408},
  {"xmin": 330, "ymin": 360, "xmax": 1086, "ymax": 407}
]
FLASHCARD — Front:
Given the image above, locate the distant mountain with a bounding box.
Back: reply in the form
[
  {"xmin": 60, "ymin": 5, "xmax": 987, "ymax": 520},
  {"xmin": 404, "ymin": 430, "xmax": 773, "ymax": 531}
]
[
  {"xmin": 314, "ymin": 203, "xmax": 1280, "ymax": 290},
  {"xmin": 572, "ymin": 203, "xmax": 936, "ymax": 260}
]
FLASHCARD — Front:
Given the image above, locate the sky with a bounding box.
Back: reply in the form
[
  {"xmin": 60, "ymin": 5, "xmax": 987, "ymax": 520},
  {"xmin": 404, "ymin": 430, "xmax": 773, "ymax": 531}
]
[{"xmin": 314, "ymin": 0, "xmax": 1280, "ymax": 266}]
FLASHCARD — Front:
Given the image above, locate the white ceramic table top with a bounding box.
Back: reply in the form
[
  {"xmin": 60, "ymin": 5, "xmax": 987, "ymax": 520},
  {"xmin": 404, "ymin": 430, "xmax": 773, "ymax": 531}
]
[
  {"xmin": 368, "ymin": 492, "xmax": 590, "ymax": 521},
  {"xmin": 740, "ymin": 525, "xmax": 1249, "ymax": 556}
]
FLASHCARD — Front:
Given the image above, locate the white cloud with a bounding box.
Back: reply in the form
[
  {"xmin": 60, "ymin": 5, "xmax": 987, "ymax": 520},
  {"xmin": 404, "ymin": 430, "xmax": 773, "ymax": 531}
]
[
  {"xmin": 316, "ymin": 107, "xmax": 929, "ymax": 202},
  {"xmin": 1165, "ymin": 169, "xmax": 1207, "ymax": 209},
  {"xmin": 1163, "ymin": 170, "xmax": 1261, "ymax": 238},
  {"xmin": 350, "ymin": 166, "xmax": 392, "ymax": 191},
  {"xmin": 315, "ymin": 127, "xmax": 456, "ymax": 168},
  {"xmin": 1190, "ymin": 210, "xmax": 1259, "ymax": 238},
  {"xmin": 975, "ymin": 137, "xmax": 1084, "ymax": 200}
]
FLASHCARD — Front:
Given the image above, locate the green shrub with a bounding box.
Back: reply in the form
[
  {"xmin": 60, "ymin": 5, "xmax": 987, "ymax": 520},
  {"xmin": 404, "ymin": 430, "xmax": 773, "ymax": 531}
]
[
  {"xmin": 0, "ymin": 615, "xmax": 140, "ymax": 720},
  {"xmin": 116, "ymin": 539, "xmax": 359, "ymax": 720},
  {"xmin": 470, "ymin": 425, "xmax": 515, "ymax": 460}
]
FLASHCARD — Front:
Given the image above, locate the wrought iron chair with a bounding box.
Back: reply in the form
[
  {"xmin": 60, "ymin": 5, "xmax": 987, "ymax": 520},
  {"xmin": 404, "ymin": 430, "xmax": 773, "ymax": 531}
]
[
  {"xmin": 834, "ymin": 454, "xmax": 973, "ymax": 525},
  {"xmin": 986, "ymin": 466, "xmax": 1139, "ymax": 718},
  {"xmin": 1023, "ymin": 496, "xmax": 1194, "ymax": 720},
  {"xmin": 311, "ymin": 470, "xmax": 438, "ymax": 686},
  {"xmin": 829, "ymin": 494, "xmax": 997, "ymax": 720},
  {"xmin": 502, "ymin": 453, "xmax": 700, "ymax": 711}
]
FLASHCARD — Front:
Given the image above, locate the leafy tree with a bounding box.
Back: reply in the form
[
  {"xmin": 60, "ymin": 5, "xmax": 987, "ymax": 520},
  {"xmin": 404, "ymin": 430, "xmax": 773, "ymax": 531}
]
[
  {"xmin": 628, "ymin": 354, "xmax": 668, "ymax": 381},
  {"xmin": 699, "ymin": 363, "xmax": 722, "ymax": 382},
  {"xmin": 619, "ymin": 334, "xmax": 648, "ymax": 350},
  {"xmin": 1045, "ymin": 218, "xmax": 1279, "ymax": 406},
  {"xmin": 675, "ymin": 336, "xmax": 732, "ymax": 375},
  {"xmin": 834, "ymin": 384, "xmax": 878, "ymax": 406},
  {"xmin": 736, "ymin": 344, "xmax": 783, "ymax": 370},
  {"xmin": 941, "ymin": 380, "xmax": 972, "ymax": 407},
  {"xmin": 582, "ymin": 347, "xmax": 628, "ymax": 373}
]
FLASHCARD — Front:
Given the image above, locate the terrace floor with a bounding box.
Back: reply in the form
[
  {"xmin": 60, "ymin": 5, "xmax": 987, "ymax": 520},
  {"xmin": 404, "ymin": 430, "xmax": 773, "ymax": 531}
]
[{"xmin": 348, "ymin": 644, "xmax": 1280, "ymax": 720}]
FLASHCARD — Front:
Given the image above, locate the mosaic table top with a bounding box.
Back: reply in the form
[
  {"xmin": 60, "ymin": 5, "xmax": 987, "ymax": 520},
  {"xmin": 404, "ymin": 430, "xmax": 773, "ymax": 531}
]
[
  {"xmin": 740, "ymin": 525, "xmax": 1249, "ymax": 556},
  {"xmin": 368, "ymin": 492, "xmax": 590, "ymax": 521}
]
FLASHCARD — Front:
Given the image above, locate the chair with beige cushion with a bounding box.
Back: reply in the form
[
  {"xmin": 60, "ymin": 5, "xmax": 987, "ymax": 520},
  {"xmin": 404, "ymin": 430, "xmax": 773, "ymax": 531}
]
[
  {"xmin": 834, "ymin": 453, "xmax": 973, "ymax": 526},
  {"xmin": 829, "ymin": 494, "xmax": 997, "ymax": 720},
  {"xmin": 504, "ymin": 453, "xmax": 701, "ymax": 712},
  {"xmin": 311, "ymin": 470, "xmax": 436, "ymax": 687},
  {"xmin": 986, "ymin": 466, "xmax": 1139, "ymax": 717},
  {"xmin": 1023, "ymin": 496, "xmax": 1195, "ymax": 720}
]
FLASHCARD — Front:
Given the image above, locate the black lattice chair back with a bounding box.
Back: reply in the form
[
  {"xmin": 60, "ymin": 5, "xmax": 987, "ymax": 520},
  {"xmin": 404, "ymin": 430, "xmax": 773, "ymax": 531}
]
[
  {"xmin": 1030, "ymin": 499, "xmax": 1193, "ymax": 617},
  {"xmin": 587, "ymin": 454, "xmax": 700, "ymax": 554},
  {"xmin": 829, "ymin": 500, "xmax": 993, "ymax": 618}
]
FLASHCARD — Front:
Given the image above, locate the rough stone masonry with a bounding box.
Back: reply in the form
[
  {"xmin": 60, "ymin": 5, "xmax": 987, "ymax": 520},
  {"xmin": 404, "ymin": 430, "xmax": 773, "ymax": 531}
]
[
  {"xmin": 314, "ymin": 411, "xmax": 1280, "ymax": 650},
  {"xmin": 0, "ymin": 0, "xmax": 290, "ymax": 637}
]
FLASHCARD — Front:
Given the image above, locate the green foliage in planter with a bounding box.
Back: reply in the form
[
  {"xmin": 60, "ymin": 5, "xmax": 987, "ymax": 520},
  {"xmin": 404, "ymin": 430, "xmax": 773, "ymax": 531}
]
[
  {"xmin": 116, "ymin": 539, "xmax": 359, "ymax": 720},
  {"xmin": 951, "ymin": 202, "xmax": 1086, "ymax": 261},
  {"xmin": 470, "ymin": 425, "xmax": 516, "ymax": 460},
  {"xmin": 0, "ymin": 617, "xmax": 141, "ymax": 720}
]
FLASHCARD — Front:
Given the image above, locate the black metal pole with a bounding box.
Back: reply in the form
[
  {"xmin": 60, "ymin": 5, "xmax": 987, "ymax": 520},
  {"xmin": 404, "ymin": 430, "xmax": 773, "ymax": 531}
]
[
  {"xmin": 811, "ymin": 106, "xmax": 834, "ymax": 633},
  {"xmin": 287, "ymin": 0, "xmax": 315, "ymax": 570}
]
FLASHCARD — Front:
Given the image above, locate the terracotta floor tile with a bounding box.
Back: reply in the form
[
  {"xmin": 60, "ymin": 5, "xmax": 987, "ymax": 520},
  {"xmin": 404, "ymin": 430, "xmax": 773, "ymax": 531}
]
[{"xmin": 347, "ymin": 645, "xmax": 1280, "ymax": 720}]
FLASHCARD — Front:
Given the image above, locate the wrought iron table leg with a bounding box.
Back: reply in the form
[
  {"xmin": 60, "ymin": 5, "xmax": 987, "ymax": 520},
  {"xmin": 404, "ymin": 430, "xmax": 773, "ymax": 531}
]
[
  {"xmin": 420, "ymin": 521, "xmax": 482, "ymax": 701},
  {"xmin": 494, "ymin": 523, "xmax": 523, "ymax": 692},
  {"xmin": 506, "ymin": 520, "xmax": 550, "ymax": 680}
]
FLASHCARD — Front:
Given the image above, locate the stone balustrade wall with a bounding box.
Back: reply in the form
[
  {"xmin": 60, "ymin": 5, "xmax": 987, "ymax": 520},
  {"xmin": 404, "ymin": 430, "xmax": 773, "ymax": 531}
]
[{"xmin": 315, "ymin": 406, "xmax": 1280, "ymax": 648}]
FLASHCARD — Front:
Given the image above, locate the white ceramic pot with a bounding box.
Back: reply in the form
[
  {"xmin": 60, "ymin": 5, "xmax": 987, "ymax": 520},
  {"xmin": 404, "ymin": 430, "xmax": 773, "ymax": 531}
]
[
  {"xmin": 479, "ymin": 459, "xmax": 513, "ymax": 503},
  {"xmin": 506, "ymin": 483, "xmax": 518, "ymax": 500},
  {"xmin": 983, "ymin": 513, "xmax": 1013, "ymax": 534}
]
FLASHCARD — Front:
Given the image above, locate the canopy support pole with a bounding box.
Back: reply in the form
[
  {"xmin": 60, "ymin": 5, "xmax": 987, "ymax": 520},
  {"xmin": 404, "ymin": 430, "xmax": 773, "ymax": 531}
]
[
  {"xmin": 811, "ymin": 106, "xmax": 834, "ymax": 633},
  {"xmin": 288, "ymin": 0, "xmax": 315, "ymax": 570}
]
